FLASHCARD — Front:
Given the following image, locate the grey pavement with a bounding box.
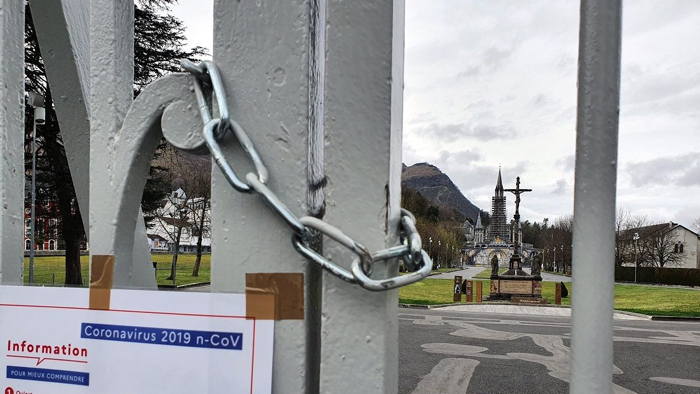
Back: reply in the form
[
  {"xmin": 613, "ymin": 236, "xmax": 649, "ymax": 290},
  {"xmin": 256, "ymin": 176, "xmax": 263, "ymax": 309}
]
[
  {"xmin": 183, "ymin": 283, "xmax": 699, "ymax": 392},
  {"xmin": 399, "ymin": 307, "xmax": 700, "ymax": 394},
  {"xmin": 437, "ymin": 304, "xmax": 643, "ymax": 319}
]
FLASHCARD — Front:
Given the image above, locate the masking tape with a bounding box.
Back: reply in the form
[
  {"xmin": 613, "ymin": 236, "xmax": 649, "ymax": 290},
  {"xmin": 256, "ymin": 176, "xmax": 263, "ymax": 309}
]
[
  {"xmin": 89, "ymin": 255, "xmax": 115, "ymax": 310},
  {"xmin": 245, "ymin": 273, "xmax": 304, "ymax": 320}
]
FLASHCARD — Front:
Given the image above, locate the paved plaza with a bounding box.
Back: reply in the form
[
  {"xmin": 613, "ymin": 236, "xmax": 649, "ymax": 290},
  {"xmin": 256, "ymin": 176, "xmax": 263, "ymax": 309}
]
[{"xmin": 399, "ymin": 307, "xmax": 700, "ymax": 393}]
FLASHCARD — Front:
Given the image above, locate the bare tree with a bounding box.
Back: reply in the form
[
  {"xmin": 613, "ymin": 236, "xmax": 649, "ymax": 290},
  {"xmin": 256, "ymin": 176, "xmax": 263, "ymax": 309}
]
[
  {"xmin": 615, "ymin": 210, "xmax": 648, "ymax": 266},
  {"xmin": 639, "ymin": 230, "xmax": 684, "ymax": 268},
  {"xmin": 543, "ymin": 216, "xmax": 572, "ymax": 273},
  {"xmin": 152, "ymin": 190, "xmax": 191, "ymax": 282},
  {"xmin": 183, "ymin": 157, "xmax": 211, "ymax": 276},
  {"xmin": 615, "ymin": 208, "xmax": 630, "ymax": 266},
  {"xmin": 148, "ymin": 147, "xmax": 211, "ymax": 281}
]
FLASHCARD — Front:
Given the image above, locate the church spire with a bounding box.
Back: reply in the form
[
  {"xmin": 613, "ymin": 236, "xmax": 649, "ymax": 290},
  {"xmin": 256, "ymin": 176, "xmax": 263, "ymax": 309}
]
[
  {"xmin": 495, "ymin": 167, "xmax": 504, "ymax": 197},
  {"xmin": 475, "ymin": 212, "xmax": 483, "ymax": 229}
]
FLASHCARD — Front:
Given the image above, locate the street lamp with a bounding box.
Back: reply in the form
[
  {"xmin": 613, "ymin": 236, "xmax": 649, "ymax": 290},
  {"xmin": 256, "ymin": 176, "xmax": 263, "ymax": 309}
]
[
  {"xmin": 27, "ymin": 92, "xmax": 45, "ymax": 285},
  {"xmin": 633, "ymin": 232, "xmax": 640, "ymax": 283}
]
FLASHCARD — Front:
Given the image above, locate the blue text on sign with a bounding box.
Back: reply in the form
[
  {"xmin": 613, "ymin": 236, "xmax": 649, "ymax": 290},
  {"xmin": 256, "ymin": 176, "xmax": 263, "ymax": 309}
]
[{"xmin": 80, "ymin": 323, "xmax": 243, "ymax": 350}]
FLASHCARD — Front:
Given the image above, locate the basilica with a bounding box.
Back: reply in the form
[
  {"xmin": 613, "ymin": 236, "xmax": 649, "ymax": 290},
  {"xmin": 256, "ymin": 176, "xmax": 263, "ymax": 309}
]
[{"xmin": 463, "ymin": 169, "xmax": 535, "ymax": 266}]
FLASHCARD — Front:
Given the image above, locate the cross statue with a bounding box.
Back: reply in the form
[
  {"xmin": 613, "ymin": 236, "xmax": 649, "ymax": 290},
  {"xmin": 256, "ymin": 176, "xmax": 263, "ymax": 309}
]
[{"xmin": 504, "ymin": 176, "xmax": 532, "ymax": 223}]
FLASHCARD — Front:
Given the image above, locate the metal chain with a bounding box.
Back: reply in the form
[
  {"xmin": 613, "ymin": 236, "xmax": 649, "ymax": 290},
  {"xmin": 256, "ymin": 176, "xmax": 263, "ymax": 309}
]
[{"xmin": 181, "ymin": 60, "xmax": 433, "ymax": 291}]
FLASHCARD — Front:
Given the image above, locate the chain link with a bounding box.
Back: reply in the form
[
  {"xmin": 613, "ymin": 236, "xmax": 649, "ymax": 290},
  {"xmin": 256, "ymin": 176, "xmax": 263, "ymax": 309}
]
[{"xmin": 181, "ymin": 60, "xmax": 433, "ymax": 290}]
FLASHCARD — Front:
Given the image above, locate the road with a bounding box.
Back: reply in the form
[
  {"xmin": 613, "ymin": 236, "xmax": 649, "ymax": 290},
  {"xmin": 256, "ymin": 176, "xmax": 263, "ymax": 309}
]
[
  {"xmin": 430, "ymin": 266, "xmax": 485, "ymax": 280},
  {"xmin": 398, "ymin": 307, "xmax": 700, "ymax": 393},
  {"xmin": 536, "ymin": 270, "xmax": 572, "ymax": 283}
]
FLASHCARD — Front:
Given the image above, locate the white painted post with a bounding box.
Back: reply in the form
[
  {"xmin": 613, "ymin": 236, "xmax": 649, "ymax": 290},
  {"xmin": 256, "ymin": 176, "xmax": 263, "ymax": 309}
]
[
  {"xmin": 89, "ymin": 0, "xmax": 155, "ymax": 289},
  {"xmin": 321, "ymin": 1, "xmax": 404, "ymax": 393},
  {"xmin": 570, "ymin": 1, "xmax": 622, "ymax": 393},
  {"xmin": 0, "ymin": 1, "xmax": 24, "ymax": 285},
  {"xmin": 212, "ymin": 2, "xmax": 404, "ymax": 392},
  {"xmin": 211, "ymin": 1, "xmax": 317, "ymax": 392}
]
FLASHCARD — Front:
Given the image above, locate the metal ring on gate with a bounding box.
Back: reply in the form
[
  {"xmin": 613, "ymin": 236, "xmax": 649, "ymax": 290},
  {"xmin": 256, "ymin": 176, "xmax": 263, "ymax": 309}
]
[
  {"xmin": 203, "ymin": 118, "xmax": 269, "ymax": 193},
  {"xmin": 182, "ymin": 60, "xmax": 231, "ymax": 140},
  {"xmin": 399, "ymin": 209, "xmax": 422, "ymax": 271},
  {"xmin": 181, "ymin": 60, "xmax": 229, "ymax": 121},
  {"xmin": 351, "ymin": 250, "xmax": 433, "ymax": 291},
  {"xmin": 296, "ymin": 216, "xmax": 374, "ymax": 278}
]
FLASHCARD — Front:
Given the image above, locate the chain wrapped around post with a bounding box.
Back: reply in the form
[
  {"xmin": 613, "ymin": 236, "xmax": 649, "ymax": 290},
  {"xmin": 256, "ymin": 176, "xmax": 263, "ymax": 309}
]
[{"xmin": 181, "ymin": 60, "xmax": 433, "ymax": 291}]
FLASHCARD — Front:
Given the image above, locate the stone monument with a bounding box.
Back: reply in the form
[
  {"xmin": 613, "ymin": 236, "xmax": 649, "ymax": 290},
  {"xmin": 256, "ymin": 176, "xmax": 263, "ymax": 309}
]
[
  {"xmin": 490, "ymin": 255, "xmax": 499, "ymax": 278},
  {"xmin": 487, "ymin": 176, "xmax": 545, "ymax": 303}
]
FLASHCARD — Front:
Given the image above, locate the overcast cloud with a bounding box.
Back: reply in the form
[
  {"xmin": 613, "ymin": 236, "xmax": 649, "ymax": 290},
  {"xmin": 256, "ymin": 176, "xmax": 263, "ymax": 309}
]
[{"xmin": 173, "ymin": 0, "xmax": 700, "ymax": 229}]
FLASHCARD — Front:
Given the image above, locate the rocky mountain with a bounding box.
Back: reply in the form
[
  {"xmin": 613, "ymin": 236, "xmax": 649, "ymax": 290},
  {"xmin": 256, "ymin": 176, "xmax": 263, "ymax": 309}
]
[{"xmin": 402, "ymin": 162, "xmax": 482, "ymax": 223}]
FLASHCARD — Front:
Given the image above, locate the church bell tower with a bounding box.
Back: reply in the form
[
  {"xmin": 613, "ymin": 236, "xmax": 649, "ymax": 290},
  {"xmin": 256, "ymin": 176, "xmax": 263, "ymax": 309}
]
[{"xmin": 487, "ymin": 168, "xmax": 509, "ymax": 242}]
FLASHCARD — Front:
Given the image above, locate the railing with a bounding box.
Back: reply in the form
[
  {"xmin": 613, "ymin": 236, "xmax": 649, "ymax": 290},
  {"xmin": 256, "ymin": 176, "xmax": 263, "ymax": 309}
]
[{"xmin": 0, "ymin": 1, "xmax": 623, "ymax": 393}]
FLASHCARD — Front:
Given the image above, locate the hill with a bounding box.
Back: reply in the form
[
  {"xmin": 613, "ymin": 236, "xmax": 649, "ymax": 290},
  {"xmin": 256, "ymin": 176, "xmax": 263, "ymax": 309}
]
[{"xmin": 401, "ymin": 162, "xmax": 482, "ymax": 223}]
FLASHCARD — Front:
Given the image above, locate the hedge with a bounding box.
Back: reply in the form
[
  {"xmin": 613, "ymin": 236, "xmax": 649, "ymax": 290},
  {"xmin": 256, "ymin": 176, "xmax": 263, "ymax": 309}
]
[{"xmin": 615, "ymin": 266, "xmax": 700, "ymax": 286}]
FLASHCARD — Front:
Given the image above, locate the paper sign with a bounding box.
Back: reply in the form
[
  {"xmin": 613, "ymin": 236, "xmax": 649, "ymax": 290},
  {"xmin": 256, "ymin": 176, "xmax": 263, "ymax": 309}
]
[{"xmin": 0, "ymin": 286, "xmax": 273, "ymax": 394}]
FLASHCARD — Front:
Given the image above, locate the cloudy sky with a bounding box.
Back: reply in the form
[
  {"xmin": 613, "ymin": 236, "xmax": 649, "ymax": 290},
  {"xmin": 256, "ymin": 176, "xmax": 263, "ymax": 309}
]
[{"xmin": 172, "ymin": 1, "xmax": 700, "ymax": 229}]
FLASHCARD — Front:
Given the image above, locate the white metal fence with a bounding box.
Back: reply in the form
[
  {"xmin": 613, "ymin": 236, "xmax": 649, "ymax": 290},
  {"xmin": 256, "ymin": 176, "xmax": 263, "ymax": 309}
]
[{"xmin": 0, "ymin": 1, "xmax": 622, "ymax": 393}]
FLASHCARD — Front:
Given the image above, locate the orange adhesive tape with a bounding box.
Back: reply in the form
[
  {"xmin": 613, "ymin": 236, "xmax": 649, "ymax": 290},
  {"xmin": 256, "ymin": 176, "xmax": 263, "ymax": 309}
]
[
  {"xmin": 89, "ymin": 255, "xmax": 115, "ymax": 310},
  {"xmin": 245, "ymin": 273, "xmax": 304, "ymax": 320}
]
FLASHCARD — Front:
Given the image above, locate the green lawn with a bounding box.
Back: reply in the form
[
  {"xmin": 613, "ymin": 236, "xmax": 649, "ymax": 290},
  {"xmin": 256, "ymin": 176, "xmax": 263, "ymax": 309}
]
[
  {"xmin": 399, "ymin": 278, "xmax": 699, "ymax": 317},
  {"xmin": 23, "ymin": 255, "xmax": 89, "ymax": 286},
  {"xmin": 613, "ymin": 284, "xmax": 700, "ymax": 317},
  {"xmin": 153, "ymin": 254, "xmax": 211, "ymax": 287},
  {"xmin": 23, "ymin": 254, "xmax": 210, "ymax": 287},
  {"xmin": 23, "ymin": 257, "xmax": 700, "ymax": 317}
]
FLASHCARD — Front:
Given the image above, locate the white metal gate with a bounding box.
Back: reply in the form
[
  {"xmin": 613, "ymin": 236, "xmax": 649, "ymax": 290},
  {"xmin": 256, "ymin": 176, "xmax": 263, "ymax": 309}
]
[{"xmin": 0, "ymin": 1, "xmax": 622, "ymax": 393}]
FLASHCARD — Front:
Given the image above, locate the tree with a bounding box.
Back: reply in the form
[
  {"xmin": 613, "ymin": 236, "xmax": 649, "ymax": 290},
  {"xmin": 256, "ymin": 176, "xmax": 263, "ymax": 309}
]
[
  {"xmin": 25, "ymin": 8, "xmax": 85, "ymax": 285},
  {"xmin": 402, "ymin": 188, "xmax": 463, "ymax": 268},
  {"xmin": 25, "ymin": 1, "xmax": 205, "ymax": 285},
  {"xmin": 153, "ymin": 190, "xmax": 191, "ymax": 282},
  {"xmin": 148, "ymin": 148, "xmax": 211, "ymax": 281},
  {"xmin": 615, "ymin": 208, "xmax": 630, "ymax": 266},
  {"xmin": 614, "ymin": 210, "xmax": 648, "ymax": 267},
  {"xmin": 183, "ymin": 157, "xmax": 212, "ymax": 277},
  {"xmin": 639, "ymin": 230, "xmax": 684, "ymax": 268}
]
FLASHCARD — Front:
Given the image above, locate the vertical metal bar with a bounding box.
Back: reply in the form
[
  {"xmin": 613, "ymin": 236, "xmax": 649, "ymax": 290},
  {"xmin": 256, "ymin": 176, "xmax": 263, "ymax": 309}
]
[
  {"xmin": 570, "ymin": 1, "xmax": 622, "ymax": 393},
  {"xmin": 90, "ymin": 0, "xmax": 134, "ymax": 287},
  {"xmin": 211, "ymin": 1, "xmax": 315, "ymax": 392},
  {"xmin": 0, "ymin": 0, "xmax": 24, "ymax": 285},
  {"xmin": 320, "ymin": 1, "xmax": 404, "ymax": 392},
  {"xmin": 89, "ymin": 0, "xmax": 156, "ymax": 289}
]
